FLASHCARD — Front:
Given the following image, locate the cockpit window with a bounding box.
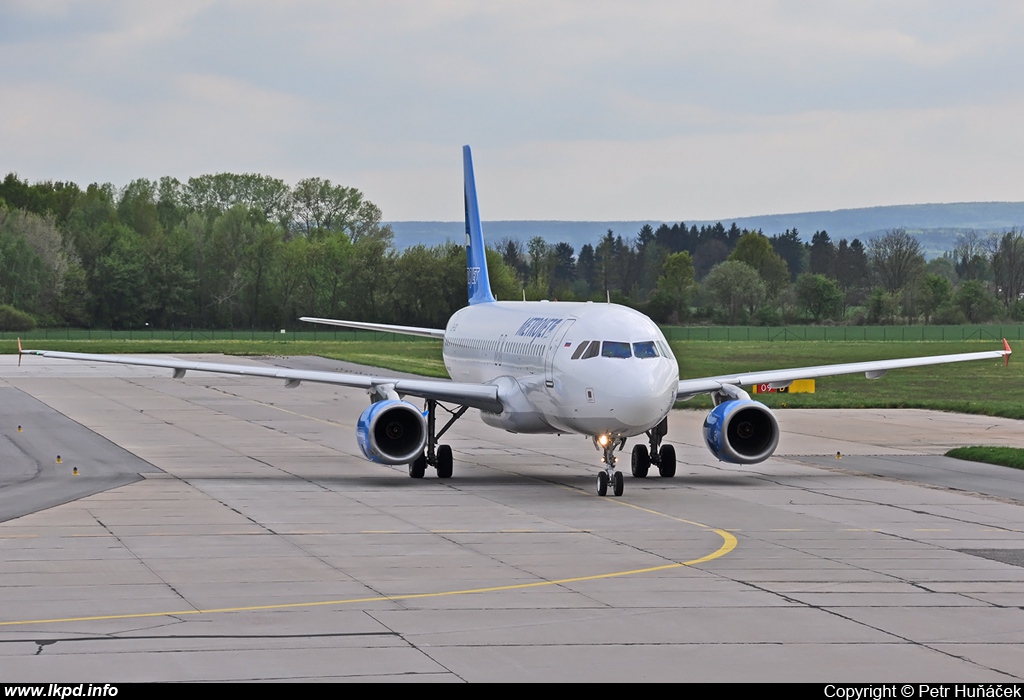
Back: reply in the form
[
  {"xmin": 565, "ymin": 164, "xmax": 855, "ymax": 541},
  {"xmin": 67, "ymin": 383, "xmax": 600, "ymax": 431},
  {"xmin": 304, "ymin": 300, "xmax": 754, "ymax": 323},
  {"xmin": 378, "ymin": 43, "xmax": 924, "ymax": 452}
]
[
  {"xmin": 570, "ymin": 341, "xmax": 589, "ymax": 360},
  {"xmin": 601, "ymin": 341, "xmax": 632, "ymax": 359},
  {"xmin": 632, "ymin": 341, "xmax": 658, "ymax": 358},
  {"xmin": 582, "ymin": 341, "xmax": 601, "ymax": 359}
]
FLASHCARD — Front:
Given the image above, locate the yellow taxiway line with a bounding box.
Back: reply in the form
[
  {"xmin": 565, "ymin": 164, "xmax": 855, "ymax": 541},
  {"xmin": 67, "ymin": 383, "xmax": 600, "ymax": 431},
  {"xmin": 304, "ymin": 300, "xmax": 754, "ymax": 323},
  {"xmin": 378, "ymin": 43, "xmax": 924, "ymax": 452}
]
[{"xmin": 0, "ymin": 526, "xmax": 737, "ymax": 628}]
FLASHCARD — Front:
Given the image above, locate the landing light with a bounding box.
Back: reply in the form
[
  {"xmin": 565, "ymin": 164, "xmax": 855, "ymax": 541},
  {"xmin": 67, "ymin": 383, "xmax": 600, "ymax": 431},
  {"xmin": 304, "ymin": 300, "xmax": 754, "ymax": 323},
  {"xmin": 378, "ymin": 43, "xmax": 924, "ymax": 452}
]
[{"xmin": 597, "ymin": 434, "xmax": 610, "ymax": 447}]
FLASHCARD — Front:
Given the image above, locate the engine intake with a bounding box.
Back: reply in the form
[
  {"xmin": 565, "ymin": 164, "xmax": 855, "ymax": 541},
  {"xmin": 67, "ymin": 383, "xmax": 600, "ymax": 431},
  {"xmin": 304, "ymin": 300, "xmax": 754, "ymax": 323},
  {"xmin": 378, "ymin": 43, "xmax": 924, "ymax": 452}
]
[
  {"xmin": 356, "ymin": 400, "xmax": 427, "ymax": 464},
  {"xmin": 702, "ymin": 399, "xmax": 779, "ymax": 464}
]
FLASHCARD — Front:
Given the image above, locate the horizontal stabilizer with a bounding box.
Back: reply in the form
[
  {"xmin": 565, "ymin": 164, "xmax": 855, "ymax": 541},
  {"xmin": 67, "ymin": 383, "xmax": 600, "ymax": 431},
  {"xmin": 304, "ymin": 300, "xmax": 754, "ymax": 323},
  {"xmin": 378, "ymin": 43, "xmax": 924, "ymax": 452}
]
[{"xmin": 300, "ymin": 317, "xmax": 445, "ymax": 339}]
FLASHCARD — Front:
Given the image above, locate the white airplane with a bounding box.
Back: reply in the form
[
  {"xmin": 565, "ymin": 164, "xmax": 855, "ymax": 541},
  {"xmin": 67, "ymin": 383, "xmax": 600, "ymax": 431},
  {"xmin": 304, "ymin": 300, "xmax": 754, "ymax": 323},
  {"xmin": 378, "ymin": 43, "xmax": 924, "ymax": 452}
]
[{"xmin": 19, "ymin": 146, "xmax": 1013, "ymax": 497}]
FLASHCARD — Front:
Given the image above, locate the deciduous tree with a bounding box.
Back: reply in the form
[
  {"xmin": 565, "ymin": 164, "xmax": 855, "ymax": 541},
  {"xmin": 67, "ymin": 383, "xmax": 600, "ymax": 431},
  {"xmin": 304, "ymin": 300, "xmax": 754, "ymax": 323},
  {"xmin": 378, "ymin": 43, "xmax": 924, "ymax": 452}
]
[
  {"xmin": 869, "ymin": 228, "xmax": 925, "ymax": 293},
  {"xmin": 649, "ymin": 251, "xmax": 696, "ymax": 323},
  {"xmin": 795, "ymin": 273, "xmax": 843, "ymax": 322},
  {"xmin": 990, "ymin": 229, "xmax": 1024, "ymax": 308},
  {"xmin": 704, "ymin": 261, "xmax": 765, "ymax": 324},
  {"xmin": 729, "ymin": 231, "xmax": 790, "ymax": 299},
  {"xmin": 918, "ymin": 274, "xmax": 951, "ymax": 324}
]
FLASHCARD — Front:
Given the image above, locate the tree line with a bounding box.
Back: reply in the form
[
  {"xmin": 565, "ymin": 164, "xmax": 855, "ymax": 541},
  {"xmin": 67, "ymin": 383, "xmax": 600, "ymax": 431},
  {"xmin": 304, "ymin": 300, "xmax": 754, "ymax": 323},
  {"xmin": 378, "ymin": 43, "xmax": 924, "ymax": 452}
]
[
  {"xmin": 0, "ymin": 172, "xmax": 523, "ymax": 331},
  {"xmin": 2, "ymin": 171, "xmax": 1023, "ymax": 331},
  {"xmin": 498, "ymin": 221, "xmax": 1024, "ymax": 326}
]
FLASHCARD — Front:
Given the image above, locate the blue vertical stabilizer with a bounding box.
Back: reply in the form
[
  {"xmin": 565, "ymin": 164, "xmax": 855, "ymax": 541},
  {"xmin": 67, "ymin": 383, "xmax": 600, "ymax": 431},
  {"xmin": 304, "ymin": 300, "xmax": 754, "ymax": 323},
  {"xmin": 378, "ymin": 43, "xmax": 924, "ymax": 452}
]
[{"xmin": 464, "ymin": 145, "xmax": 496, "ymax": 305}]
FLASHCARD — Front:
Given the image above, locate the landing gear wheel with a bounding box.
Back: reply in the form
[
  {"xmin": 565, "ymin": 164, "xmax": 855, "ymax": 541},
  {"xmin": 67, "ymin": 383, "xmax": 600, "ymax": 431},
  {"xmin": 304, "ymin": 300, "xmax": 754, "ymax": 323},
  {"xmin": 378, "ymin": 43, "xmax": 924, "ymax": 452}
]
[
  {"xmin": 409, "ymin": 454, "xmax": 426, "ymax": 479},
  {"xmin": 418, "ymin": 399, "xmax": 468, "ymax": 482},
  {"xmin": 436, "ymin": 444, "xmax": 453, "ymax": 479},
  {"xmin": 658, "ymin": 444, "xmax": 676, "ymax": 478},
  {"xmin": 613, "ymin": 471, "xmax": 624, "ymax": 497},
  {"xmin": 597, "ymin": 471, "xmax": 609, "ymax": 496},
  {"xmin": 631, "ymin": 444, "xmax": 650, "ymax": 478}
]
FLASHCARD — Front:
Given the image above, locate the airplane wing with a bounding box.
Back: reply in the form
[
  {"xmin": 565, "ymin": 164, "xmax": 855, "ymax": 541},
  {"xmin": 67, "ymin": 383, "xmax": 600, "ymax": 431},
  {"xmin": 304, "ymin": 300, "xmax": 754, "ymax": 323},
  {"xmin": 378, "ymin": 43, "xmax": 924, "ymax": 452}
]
[
  {"xmin": 300, "ymin": 316, "xmax": 446, "ymax": 339},
  {"xmin": 676, "ymin": 340, "xmax": 1012, "ymax": 400},
  {"xmin": 17, "ymin": 344, "xmax": 501, "ymax": 413}
]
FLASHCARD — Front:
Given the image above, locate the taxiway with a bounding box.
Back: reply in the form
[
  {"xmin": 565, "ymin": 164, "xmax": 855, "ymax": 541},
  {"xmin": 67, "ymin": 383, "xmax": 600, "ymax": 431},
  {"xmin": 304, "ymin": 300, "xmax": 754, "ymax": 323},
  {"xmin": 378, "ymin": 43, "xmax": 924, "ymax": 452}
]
[{"xmin": 1, "ymin": 355, "xmax": 1023, "ymax": 682}]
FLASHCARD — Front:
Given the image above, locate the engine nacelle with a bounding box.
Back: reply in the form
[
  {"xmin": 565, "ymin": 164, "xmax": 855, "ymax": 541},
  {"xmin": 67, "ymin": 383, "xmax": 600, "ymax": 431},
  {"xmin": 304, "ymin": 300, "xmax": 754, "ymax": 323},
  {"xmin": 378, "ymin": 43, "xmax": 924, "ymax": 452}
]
[
  {"xmin": 356, "ymin": 400, "xmax": 427, "ymax": 464},
  {"xmin": 702, "ymin": 399, "xmax": 779, "ymax": 464}
]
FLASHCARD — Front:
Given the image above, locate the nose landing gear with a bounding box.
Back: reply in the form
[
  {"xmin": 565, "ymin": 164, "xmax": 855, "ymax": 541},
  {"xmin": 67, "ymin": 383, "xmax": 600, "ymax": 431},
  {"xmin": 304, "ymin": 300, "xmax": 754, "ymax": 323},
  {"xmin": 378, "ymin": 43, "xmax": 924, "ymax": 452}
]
[{"xmin": 595, "ymin": 436, "xmax": 626, "ymax": 497}]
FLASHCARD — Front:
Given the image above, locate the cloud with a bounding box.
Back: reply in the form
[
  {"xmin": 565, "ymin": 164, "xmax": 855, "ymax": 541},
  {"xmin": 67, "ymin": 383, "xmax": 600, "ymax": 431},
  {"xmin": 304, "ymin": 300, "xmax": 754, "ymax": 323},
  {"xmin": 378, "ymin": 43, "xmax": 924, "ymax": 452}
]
[{"xmin": 2, "ymin": 1, "xmax": 1023, "ymax": 220}]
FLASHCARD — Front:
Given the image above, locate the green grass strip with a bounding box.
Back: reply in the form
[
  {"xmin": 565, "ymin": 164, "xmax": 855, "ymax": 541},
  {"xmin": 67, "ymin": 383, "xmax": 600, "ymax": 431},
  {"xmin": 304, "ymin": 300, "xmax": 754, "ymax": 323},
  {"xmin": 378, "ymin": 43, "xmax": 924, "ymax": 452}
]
[{"xmin": 946, "ymin": 446, "xmax": 1024, "ymax": 470}]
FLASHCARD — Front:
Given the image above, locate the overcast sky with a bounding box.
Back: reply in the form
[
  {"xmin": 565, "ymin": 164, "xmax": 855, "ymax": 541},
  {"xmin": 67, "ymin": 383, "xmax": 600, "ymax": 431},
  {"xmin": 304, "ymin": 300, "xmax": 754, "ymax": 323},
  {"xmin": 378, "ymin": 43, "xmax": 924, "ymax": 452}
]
[{"xmin": 2, "ymin": 1, "xmax": 1023, "ymax": 222}]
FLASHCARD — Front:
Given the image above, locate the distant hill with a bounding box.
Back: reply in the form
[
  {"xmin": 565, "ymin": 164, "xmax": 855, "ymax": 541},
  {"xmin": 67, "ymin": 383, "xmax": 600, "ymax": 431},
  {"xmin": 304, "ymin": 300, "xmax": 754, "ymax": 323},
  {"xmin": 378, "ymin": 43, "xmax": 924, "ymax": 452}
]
[{"xmin": 389, "ymin": 201, "xmax": 1024, "ymax": 259}]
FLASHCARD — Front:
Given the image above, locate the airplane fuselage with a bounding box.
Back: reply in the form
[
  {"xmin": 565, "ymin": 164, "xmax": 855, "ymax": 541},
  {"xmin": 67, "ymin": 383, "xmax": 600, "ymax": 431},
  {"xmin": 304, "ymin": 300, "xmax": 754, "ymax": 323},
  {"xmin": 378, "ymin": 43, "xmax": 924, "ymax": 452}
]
[{"xmin": 442, "ymin": 301, "xmax": 679, "ymax": 439}]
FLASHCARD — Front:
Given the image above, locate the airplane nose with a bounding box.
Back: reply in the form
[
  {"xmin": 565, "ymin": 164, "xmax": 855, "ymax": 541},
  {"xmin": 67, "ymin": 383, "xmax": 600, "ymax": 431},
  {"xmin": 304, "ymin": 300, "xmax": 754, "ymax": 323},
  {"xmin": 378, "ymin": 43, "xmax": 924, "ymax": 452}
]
[
  {"xmin": 601, "ymin": 360, "xmax": 677, "ymax": 430},
  {"xmin": 615, "ymin": 395, "xmax": 669, "ymax": 428}
]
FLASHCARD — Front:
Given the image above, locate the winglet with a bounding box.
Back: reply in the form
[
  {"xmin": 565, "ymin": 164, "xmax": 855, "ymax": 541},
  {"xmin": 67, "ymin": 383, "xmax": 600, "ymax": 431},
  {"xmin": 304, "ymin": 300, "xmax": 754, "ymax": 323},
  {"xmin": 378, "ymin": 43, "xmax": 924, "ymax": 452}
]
[
  {"xmin": 16, "ymin": 338, "xmax": 22, "ymax": 367},
  {"xmin": 1004, "ymin": 338, "xmax": 1012, "ymax": 367},
  {"xmin": 463, "ymin": 145, "xmax": 496, "ymax": 305}
]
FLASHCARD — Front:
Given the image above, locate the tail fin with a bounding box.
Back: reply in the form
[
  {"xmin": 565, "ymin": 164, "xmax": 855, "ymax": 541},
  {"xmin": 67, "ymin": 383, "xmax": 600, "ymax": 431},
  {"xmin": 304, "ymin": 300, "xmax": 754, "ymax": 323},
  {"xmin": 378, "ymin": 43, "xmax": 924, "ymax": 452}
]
[{"xmin": 463, "ymin": 145, "xmax": 496, "ymax": 305}]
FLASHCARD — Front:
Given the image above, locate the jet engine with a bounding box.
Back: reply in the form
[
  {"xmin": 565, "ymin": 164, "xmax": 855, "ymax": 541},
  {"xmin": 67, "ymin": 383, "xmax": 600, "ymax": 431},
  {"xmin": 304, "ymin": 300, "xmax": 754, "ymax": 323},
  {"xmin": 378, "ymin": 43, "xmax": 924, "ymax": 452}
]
[
  {"xmin": 702, "ymin": 399, "xmax": 779, "ymax": 464},
  {"xmin": 356, "ymin": 400, "xmax": 428, "ymax": 464}
]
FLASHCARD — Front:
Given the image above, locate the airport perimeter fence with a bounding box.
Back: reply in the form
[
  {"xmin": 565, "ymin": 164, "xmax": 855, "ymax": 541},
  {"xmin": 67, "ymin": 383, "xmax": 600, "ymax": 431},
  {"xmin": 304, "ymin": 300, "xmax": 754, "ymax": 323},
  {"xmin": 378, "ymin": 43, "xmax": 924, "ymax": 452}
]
[{"xmin": 3, "ymin": 324, "xmax": 1023, "ymax": 343}]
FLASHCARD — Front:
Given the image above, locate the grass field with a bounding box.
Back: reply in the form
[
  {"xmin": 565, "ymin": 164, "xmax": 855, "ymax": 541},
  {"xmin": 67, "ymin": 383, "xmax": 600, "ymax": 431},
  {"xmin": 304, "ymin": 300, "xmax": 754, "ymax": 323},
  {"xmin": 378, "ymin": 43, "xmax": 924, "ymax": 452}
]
[
  {"xmin": 6, "ymin": 337, "xmax": 1021, "ymax": 420},
  {"xmin": 946, "ymin": 446, "xmax": 1024, "ymax": 470},
  {"xmin": 672, "ymin": 340, "xmax": 1022, "ymax": 417}
]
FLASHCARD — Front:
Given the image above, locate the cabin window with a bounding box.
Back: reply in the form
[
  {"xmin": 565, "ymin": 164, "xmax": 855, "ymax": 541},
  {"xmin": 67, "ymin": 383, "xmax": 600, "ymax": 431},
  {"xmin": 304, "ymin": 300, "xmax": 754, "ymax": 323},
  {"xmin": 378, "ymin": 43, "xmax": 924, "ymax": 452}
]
[
  {"xmin": 633, "ymin": 341, "xmax": 658, "ymax": 359},
  {"xmin": 601, "ymin": 341, "xmax": 631, "ymax": 359}
]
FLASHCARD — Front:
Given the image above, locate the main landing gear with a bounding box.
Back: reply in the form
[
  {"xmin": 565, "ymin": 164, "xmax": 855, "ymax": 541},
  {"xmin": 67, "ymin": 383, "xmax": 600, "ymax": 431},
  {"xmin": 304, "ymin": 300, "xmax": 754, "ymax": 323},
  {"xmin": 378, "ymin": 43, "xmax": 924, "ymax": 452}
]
[
  {"xmin": 630, "ymin": 417, "xmax": 676, "ymax": 479},
  {"xmin": 408, "ymin": 399, "xmax": 467, "ymax": 480}
]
